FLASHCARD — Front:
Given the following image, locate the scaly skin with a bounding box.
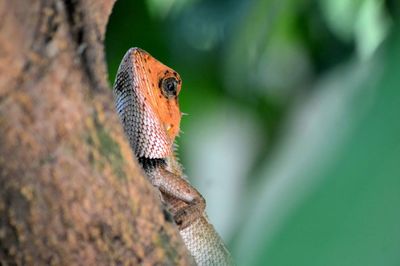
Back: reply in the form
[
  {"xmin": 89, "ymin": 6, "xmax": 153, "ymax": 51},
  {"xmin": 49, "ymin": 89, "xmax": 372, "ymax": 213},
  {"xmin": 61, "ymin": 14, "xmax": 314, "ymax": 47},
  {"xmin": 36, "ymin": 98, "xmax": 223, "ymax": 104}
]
[{"xmin": 113, "ymin": 48, "xmax": 232, "ymax": 265}]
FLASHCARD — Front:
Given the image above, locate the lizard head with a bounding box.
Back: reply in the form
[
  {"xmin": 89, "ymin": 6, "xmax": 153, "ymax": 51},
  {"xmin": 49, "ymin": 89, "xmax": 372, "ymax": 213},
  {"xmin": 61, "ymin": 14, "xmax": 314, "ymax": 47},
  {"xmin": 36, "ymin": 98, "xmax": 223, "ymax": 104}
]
[{"xmin": 113, "ymin": 48, "xmax": 182, "ymax": 159}]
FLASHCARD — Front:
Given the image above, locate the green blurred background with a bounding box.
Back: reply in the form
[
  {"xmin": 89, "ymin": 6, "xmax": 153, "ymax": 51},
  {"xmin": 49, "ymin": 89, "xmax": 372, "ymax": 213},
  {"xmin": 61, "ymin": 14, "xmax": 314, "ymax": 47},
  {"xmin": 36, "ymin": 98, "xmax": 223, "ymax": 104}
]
[{"xmin": 105, "ymin": 0, "xmax": 400, "ymax": 265}]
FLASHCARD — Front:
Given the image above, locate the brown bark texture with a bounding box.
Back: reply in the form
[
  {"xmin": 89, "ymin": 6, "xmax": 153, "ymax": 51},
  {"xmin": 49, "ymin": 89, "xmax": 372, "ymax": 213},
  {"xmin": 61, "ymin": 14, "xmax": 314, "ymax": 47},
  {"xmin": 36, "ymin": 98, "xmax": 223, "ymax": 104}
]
[{"xmin": 0, "ymin": 0, "xmax": 191, "ymax": 265}]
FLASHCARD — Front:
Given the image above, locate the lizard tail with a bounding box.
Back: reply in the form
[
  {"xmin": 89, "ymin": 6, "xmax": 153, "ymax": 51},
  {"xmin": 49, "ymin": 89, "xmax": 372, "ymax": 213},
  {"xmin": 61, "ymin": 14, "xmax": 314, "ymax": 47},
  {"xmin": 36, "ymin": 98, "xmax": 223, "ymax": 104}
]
[{"xmin": 180, "ymin": 216, "xmax": 233, "ymax": 265}]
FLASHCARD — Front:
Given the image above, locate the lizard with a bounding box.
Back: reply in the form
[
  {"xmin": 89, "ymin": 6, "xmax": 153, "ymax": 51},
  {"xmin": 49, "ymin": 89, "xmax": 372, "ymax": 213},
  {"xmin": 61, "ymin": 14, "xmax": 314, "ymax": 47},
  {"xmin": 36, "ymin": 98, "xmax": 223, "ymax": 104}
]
[{"xmin": 113, "ymin": 47, "xmax": 232, "ymax": 265}]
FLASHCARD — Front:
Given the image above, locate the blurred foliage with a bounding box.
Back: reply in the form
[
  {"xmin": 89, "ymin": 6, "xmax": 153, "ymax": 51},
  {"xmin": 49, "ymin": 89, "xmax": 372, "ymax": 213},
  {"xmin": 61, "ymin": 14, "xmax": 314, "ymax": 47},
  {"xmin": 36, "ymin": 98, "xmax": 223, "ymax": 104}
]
[{"xmin": 106, "ymin": 0, "xmax": 400, "ymax": 265}]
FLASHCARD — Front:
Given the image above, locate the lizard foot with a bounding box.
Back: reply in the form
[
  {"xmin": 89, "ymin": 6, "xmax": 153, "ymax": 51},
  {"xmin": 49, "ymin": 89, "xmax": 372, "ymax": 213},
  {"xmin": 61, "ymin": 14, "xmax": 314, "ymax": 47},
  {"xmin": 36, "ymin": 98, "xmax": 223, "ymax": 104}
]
[{"xmin": 173, "ymin": 198, "xmax": 205, "ymax": 230}]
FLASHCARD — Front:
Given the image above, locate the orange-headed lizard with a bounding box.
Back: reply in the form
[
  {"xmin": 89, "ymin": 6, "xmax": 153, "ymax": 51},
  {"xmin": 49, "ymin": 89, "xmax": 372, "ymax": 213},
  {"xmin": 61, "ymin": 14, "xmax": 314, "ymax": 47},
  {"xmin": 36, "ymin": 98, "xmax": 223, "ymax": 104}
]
[{"xmin": 113, "ymin": 48, "xmax": 232, "ymax": 265}]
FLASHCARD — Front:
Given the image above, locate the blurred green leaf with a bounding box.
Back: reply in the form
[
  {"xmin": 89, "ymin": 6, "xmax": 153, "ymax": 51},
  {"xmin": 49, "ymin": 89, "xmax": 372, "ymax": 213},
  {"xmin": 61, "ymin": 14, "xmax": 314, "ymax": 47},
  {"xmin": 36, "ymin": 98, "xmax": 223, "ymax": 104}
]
[
  {"xmin": 321, "ymin": 0, "xmax": 390, "ymax": 59},
  {"xmin": 320, "ymin": 0, "xmax": 365, "ymax": 41},
  {"xmin": 224, "ymin": 0, "xmax": 312, "ymax": 99},
  {"xmin": 234, "ymin": 28, "xmax": 400, "ymax": 266}
]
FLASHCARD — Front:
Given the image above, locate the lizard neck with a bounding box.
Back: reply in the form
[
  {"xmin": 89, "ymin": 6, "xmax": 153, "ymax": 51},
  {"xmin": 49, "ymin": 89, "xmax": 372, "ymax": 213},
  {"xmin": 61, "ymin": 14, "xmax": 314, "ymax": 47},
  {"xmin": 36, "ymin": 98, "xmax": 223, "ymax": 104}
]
[{"xmin": 138, "ymin": 157, "xmax": 166, "ymax": 171}]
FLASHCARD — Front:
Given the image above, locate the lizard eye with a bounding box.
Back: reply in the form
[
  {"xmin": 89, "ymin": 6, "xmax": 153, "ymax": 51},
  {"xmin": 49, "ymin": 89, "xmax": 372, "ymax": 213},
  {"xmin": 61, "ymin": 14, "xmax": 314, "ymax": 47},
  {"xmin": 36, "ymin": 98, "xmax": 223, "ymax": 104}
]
[{"xmin": 160, "ymin": 77, "xmax": 178, "ymax": 98}]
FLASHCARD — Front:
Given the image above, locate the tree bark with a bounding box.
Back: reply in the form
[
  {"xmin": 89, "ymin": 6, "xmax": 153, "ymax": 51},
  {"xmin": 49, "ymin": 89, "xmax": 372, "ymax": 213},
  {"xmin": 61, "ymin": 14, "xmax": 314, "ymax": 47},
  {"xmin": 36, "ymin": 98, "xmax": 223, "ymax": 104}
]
[{"xmin": 0, "ymin": 0, "xmax": 191, "ymax": 265}]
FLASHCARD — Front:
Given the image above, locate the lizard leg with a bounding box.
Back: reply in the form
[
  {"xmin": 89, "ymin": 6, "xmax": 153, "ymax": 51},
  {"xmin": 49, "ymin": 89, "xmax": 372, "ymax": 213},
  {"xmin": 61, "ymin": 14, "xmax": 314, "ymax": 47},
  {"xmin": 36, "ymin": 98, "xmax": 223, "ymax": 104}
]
[
  {"xmin": 164, "ymin": 194, "xmax": 205, "ymax": 230},
  {"xmin": 149, "ymin": 168, "xmax": 206, "ymax": 229}
]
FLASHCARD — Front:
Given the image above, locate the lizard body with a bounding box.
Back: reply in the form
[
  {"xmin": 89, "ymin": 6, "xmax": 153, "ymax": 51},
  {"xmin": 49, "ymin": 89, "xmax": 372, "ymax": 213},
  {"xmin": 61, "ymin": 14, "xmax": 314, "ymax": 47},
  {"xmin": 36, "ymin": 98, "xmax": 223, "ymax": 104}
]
[{"xmin": 113, "ymin": 48, "xmax": 232, "ymax": 265}]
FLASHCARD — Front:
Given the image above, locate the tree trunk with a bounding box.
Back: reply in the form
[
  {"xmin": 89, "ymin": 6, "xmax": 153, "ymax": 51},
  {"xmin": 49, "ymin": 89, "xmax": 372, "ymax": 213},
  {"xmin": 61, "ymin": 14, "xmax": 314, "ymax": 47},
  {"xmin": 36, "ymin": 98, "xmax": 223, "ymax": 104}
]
[{"xmin": 0, "ymin": 0, "xmax": 191, "ymax": 265}]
